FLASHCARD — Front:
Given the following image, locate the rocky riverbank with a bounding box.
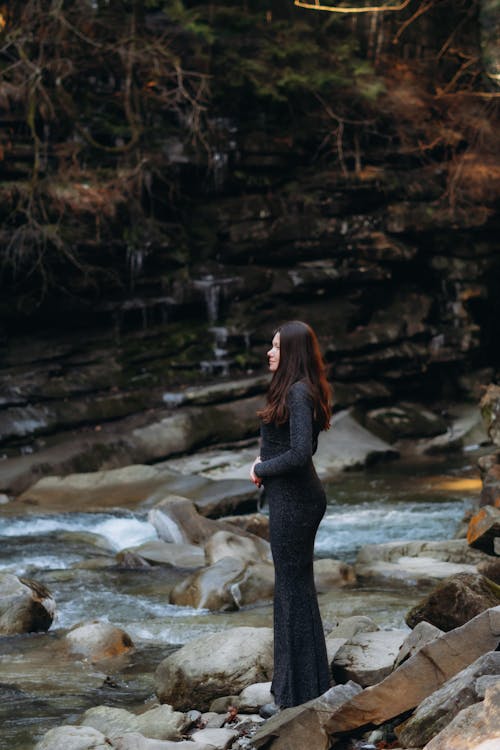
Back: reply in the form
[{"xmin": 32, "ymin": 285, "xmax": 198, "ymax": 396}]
[{"xmin": 1, "ymin": 386, "xmax": 500, "ymax": 749}]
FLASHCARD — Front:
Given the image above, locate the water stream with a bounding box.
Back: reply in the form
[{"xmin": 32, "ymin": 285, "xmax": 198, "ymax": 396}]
[{"xmin": 0, "ymin": 457, "xmax": 480, "ymax": 750}]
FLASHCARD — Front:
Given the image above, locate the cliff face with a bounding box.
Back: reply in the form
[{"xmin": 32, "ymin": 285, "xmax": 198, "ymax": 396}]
[{"xmin": 0, "ymin": 1, "xmax": 499, "ymax": 487}]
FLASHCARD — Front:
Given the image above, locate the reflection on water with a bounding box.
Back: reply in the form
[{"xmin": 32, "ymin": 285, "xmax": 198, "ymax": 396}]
[{"xmin": 0, "ymin": 458, "xmax": 480, "ymax": 750}]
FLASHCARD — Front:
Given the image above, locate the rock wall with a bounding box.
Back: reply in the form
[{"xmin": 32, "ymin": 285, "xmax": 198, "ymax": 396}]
[{"xmin": 0, "ymin": 1, "xmax": 499, "ymax": 491}]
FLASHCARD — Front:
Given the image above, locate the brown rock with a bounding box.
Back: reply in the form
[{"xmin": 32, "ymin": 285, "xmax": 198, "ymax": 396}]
[
  {"xmin": 66, "ymin": 621, "xmax": 134, "ymax": 661},
  {"xmin": 0, "ymin": 573, "xmax": 55, "ymax": 635},
  {"xmin": 477, "ymin": 559, "xmax": 500, "ymax": 584},
  {"xmin": 223, "ymin": 512, "xmax": 270, "ymax": 541},
  {"xmin": 405, "ymin": 573, "xmax": 500, "ymax": 631},
  {"xmin": 467, "ymin": 506, "xmax": 500, "ymax": 554}
]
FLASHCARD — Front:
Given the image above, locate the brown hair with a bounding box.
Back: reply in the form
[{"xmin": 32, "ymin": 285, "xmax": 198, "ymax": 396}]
[{"xmin": 257, "ymin": 320, "xmax": 331, "ymax": 430}]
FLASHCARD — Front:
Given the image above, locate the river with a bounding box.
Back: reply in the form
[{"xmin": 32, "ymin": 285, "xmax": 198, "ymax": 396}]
[{"xmin": 0, "ymin": 455, "xmax": 480, "ymax": 750}]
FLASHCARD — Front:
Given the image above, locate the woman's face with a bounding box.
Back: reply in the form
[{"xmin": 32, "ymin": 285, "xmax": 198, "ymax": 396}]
[{"xmin": 267, "ymin": 332, "xmax": 280, "ymax": 372}]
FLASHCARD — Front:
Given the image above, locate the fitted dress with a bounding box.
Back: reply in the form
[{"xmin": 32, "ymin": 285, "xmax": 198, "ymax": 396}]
[{"xmin": 253, "ymin": 380, "xmax": 330, "ymax": 708}]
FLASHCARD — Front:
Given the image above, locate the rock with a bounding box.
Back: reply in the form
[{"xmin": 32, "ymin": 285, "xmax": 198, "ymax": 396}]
[
  {"xmin": 81, "ymin": 706, "xmax": 138, "ymax": 736},
  {"xmin": 422, "ymin": 682, "xmax": 500, "ymax": 750},
  {"xmin": 34, "ymin": 725, "xmax": 110, "ymax": 750},
  {"xmin": 123, "ymin": 540, "xmax": 204, "ymax": 569},
  {"xmin": 477, "ymin": 558, "xmax": 500, "ymax": 584},
  {"xmin": 313, "ymin": 410, "xmax": 399, "ymax": 475},
  {"xmin": 190, "ymin": 728, "xmax": 239, "ymax": 749},
  {"xmin": 204, "ymin": 530, "xmax": 271, "ymax": 565},
  {"xmin": 81, "ymin": 704, "xmax": 189, "ymax": 741},
  {"xmin": 467, "ymin": 506, "xmax": 500, "ymax": 554},
  {"xmin": 18, "ymin": 464, "xmax": 178, "ymax": 511},
  {"xmin": 66, "ymin": 621, "xmax": 134, "ymax": 661},
  {"xmin": 154, "ymin": 626, "xmax": 273, "ymax": 711},
  {"xmin": 332, "ymin": 630, "xmax": 408, "ymax": 687},
  {"xmin": 394, "ymin": 621, "xmax": 443, "ymax": 669},
  {"xmin": 115, "ymin": 551, "xmax": 153, "ymax": 569},
  {"xmin": 326, "ymin": 615, "xmax": 380, "ymax": 639},
  {"xmin": 112, "ymin": 735, "xmax": 217, "ymax": 750},
  {"xmin": 318, "ymin": 606, "xmax": 500, "ymax": 736},
  {"xmin": 355, "ymin": 540, "xmax": 488, "ymax": 587},
  {"xmin": 405, "ymin": 573, "xmax": 500, "ymax": 631},
  {"xmin": 364, "ymin": 402, "xmax": 448, "ymax": 443},
  {"xmin": 202, "ymin": 712, "xmax": 228, "ymax": 729},
  {"xmin": 148, "ymin": 496, "xmax": 256, "ymax": 546},
  {"xmin": 223, "ymin": 513, "xmax": 270, "ymax": 540},
  {"xmin": 252, "ymin": 682, "xmax": 363, "ymax": 750},
  {"xmin": 415, "ymin": 404, "xmax": 488, "ymax": 455},
  {"xmin": 395, "ymin": 651, "xmax": 500, "ymax": 747},
  {"xmin": 169, "ymin": 557, "xmax": 274, "ymax": 610},
  {"xmin": 313, "ymin": 558, "xmax": 356, "ymax": 591},
  {"xmin": 233, "ymin": 681, "xmax": 274, "ymax": 712},
  {"xmin": 0, "ymin": 573, "xmax": 55, "ymax": 635},
  {"xmin": 480, "ymin": 384, "xmax": 500, "ymax": 447},
  {"xmin": 480, "ymin": 462, "xmax": 500, "ymax": 508}
]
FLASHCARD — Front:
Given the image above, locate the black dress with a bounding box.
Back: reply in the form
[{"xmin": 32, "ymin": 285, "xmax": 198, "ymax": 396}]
[{"xmin": 254, "ymin": 380, "xmax": 330, "ymax": 708}]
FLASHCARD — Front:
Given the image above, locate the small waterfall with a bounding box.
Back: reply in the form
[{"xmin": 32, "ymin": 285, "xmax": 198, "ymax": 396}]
[
  {"xmin": 193, "ymin": 274, "xmax": 238, "ymax": 323},
  {"xmin": 200, "ymin": 326, "xmax": 234, "ymax": 377}
]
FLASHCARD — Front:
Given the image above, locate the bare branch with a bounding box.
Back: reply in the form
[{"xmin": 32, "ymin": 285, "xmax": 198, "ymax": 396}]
[{"xmin": 293, "ymin": 0, "xmax": 412, "ymax": 13}]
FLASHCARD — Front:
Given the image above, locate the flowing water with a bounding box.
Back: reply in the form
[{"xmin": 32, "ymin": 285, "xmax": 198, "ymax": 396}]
[{"xmin": 0, "ymin": 456, "xmax": 480, "ymax": 750}]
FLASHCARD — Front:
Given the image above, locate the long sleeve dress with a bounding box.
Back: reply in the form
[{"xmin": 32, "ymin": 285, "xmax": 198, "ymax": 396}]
[{"xmin": 253, "ymin": 380, "xmax": 330, "ymax": 708}]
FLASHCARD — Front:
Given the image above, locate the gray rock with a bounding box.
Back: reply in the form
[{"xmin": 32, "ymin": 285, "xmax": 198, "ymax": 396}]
[
  {"xmin": 355, "ymin": 539, "xmax": 491, "ymax": 587},
  {"xmin": 125, "ymin": 540, "xmax": 204, "ymax": 569},
  {"xmin": 326, "ymin": 615, "xmax": 380, "ymax": 639},
  {"xmin": 81, "ymin": 704, "xmax": 189, "ymax": 741},
  {"xmin": 205, "ymin": 530, "xmax": 271, "ymax": 565},
  {"xmin": 423, "ymin": 681, "xmax": 500, "ymax": 750},
  {"xmin": 154, "ymin": 626, "xmax": 273, "ymax": 711},
  {"xmin": 394, "ymin": 621, "xmax": 443, "ymax": 669},
  {"xmin": 313, "ymin": 558, "xmax": 356, "ymax": 591},
  {"xmin": 396, "ymin": 651, "xmax": 500, "ymax": 747},
  {"xmin": 0, "ymin": 573, "xmax": 55, "ymax": 635},
  {"xmin": 169, "ymin": 557, "xmax": 274, "ymax": 610},
  {"xmin": 252, "ymin": 681, "xmax": 363, "ymax": 750},
  {"xmin": 34, "ymin": 725, "xmax": 110, "ymax": 750},
  {"xmin": 112, "ymin": 735, "xmax": 217, "ymax": 750},
  {"xmin": 190, "ymin": 728, "xmax": 239, "ymax": 749},
  {"xmin": 332, "ymin": 630, "xmax": 408, "ymax": 687},
  {"xmin": 234, "ymin": 682, "xmax": 273, "ymax": 711},
  {"xmin": 320, "ymin": 606, "xmax": 500, "ymax": 736}
]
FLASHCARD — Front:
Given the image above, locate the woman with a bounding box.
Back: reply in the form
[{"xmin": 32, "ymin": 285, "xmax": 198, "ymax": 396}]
[{"xmin": 250, "ymin": 320, "xmax": 331, "ymax": 714}]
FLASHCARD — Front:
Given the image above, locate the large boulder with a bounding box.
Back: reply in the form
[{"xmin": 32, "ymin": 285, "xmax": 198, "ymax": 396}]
[
  {"xmin": 0, "ymin": 573, "xmax": 55, "ymax": 635},
  {"xmin": 169, "ymin": 557, "xmax": 274, "ymax": 610},
  {"xmin": 331, "ymin": 630, "xmax": 408, "ymax": 687},
  {"xmin": 154, "ymin": 626, "xmax": 273, "ymax": 711},
  {"xmin": 405, "ymin": 573, "xmax": 500, "ymax": 631},
  {"xmin": 34, "ymin": 725, "xmax": 110, "ymax": 750},
  {"xmin": 395, "ymin": 651, "xmax": 500, "ymax": 747},
  {"xmin": 204, "ymin": 530, "xmax": 271, "ymax": 565},
  {"xmin": 66, "ymin": 621, "xmax": 134, "ymax": 661}
]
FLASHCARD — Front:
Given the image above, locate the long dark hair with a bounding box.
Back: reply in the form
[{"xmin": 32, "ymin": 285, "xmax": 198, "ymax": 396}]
[{"xmin": 257, "ymin": 320, "xmax": 331, "ymax": 430}]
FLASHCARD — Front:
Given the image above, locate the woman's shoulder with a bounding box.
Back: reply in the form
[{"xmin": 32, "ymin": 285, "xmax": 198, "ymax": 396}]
[{"xmin": 288, "ymin": 379, "xmax": 312, "ymax": 401}]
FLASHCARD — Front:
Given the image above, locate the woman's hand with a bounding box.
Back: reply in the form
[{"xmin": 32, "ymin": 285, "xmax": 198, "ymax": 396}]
[{"xmin": 250, "ymin": 456, "xmax": 262, "ymax": 487}]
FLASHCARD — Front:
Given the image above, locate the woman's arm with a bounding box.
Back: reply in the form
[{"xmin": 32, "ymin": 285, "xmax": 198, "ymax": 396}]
[{"xmin": 254, "ymin": 382, "xmax": 313, "ymax": 478}]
